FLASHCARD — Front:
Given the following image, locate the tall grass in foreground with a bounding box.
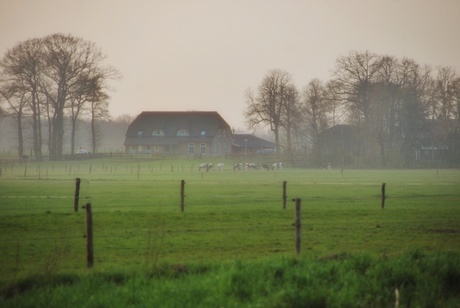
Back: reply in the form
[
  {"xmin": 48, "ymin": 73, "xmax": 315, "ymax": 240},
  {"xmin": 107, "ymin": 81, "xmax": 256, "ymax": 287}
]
[{"xmin": 2, "ymin": 250, "xmax": 459, "ymax": 307}]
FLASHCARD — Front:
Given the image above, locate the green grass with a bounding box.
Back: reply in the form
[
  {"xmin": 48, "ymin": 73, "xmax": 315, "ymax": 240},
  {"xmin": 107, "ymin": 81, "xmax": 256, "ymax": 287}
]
[
  {"xmin": 1, "ymin": 158, "xmax": 459, "ymax": 306},
  {"xmin": 2, "ymin": 251, "xmax": 460, "ymax": 307}
]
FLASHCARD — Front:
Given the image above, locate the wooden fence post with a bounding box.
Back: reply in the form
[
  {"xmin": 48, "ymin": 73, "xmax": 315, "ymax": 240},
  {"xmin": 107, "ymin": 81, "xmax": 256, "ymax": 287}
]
[
  {"xmin": 294, "ymin": 198, "xmax": 301, "ymax": 255},
  {"xmin": 180, "ymin": 180, "xmax": 185, "ymax": 212},
  {"xmin": 381, "ymin": 182, "xmax": 386, "ymax": 209},
  {"xmin": 74, "ymin": 178, "xmax": 81, "ymax": 212},
  {"xmin": 282, "ymin": 181, "xmax": 287, "ymax": 209},
  {"xmin": 84, "ymin": 203, "xmax": 94, "ymax": 268}
]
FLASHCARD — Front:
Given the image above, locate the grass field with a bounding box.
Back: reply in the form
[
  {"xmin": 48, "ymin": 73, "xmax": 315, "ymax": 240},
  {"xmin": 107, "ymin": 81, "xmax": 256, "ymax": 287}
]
[{"xmin": 1, "ymin": 158, "xmax": 459, "ymax": 306}]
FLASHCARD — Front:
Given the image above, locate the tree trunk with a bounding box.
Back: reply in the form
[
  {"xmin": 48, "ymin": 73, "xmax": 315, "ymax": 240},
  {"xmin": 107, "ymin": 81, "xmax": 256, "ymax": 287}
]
[
  {"xmin": 46, "ymin": 98, "xmax": 53, "ymax": 159},
  {"xmin": 16, "ymin": 109, "xmax": 24, "ymax": 159},
  {"xmin": 50, "ymin": 107, "xmax": 65, "ymax": 160},
  {"xmin": 378, "ymin": 131, "xmax": 387, "ymax": 168},
  {"xmin": 71, "ymin": 117, "xmax": 77, "ymax": 156},
  {"xmin": 285, "ymin": 124, "xmax": 293, "ymax": 164},
  {"xmin": 91, "ymin": 113, "xmax": 97, "ymax": 153},
  {"xmin": 273, "ymin": 125, "xmax": 280, "ymax": 159},
  {"xmin": 31, "ymin": 91, "xmax": 43, "ymax": 160}
]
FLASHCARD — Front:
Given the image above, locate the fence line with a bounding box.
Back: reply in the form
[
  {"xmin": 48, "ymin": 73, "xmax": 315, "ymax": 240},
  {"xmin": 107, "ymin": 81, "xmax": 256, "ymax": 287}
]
[
  {"xmin": 1, "ymin": 194, "xmax": 456, "ymax": 203},
  {"xmin": 1, "ymin": 192, "xmax": 456, "ymax": 274}
]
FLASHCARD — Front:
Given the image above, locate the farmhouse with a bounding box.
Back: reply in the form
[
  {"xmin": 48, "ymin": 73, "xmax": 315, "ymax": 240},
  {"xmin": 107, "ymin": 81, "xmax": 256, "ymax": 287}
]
[{"xmin": 124, "ymin": 111, "xmax": 233, "ymax": 157}]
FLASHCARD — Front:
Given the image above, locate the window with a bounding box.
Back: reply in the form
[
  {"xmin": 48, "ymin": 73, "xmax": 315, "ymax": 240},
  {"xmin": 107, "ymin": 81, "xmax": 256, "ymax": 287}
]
[
  {"xmin": 200, "ymin": 143, "xmax": 206, "ymax": 154},
  {"xmin": 137, "ymin": 129, "xmax": 143, "ymax": 136},
  {"xmin": 188, "ymin": 143, "xmax": 195, "ymax": 154},
  {"xmin": 200, "ymin": 130, "xmax": 206, "ymax": 136},
  {"xmin": 218, "ymin": 128, "xmax": 226, "ymax": 137},
  {"xmin": 177, "ymin": 129, "xmax": 189, "ymax": 136},
  {"xmin": 152, "ymin": 129, "xmax": 164, "ymax": 136}
]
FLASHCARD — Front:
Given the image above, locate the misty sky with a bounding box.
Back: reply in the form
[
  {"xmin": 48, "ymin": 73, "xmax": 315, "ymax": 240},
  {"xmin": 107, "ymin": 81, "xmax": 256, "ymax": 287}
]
[{"xmin": 1, "ymin": 0, "xmax": 459, "ymax": 131}]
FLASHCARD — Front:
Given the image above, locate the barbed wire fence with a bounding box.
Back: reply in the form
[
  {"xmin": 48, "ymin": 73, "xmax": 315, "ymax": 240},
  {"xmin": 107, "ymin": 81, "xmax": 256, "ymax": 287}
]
[{"xmin": 1, "ymin": 166, "xmax": 459, "ymax": 278}]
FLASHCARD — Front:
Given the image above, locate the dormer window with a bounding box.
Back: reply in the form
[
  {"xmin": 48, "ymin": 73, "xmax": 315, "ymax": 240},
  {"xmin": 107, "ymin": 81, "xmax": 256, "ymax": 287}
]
[
  {"xmin": 152, "ymin": 129, "xmax": 164, "ymax": 136},
  {"xmin": 176, "ymin": 129, "xmax": 189, "ymax": 136},
  {"xmin": 218, "ymin": 128, "xmax": 226, "ymax": 137},
  {"xmin": 137, "ymin": 129, "xmax": 143, "ymax": 136}
]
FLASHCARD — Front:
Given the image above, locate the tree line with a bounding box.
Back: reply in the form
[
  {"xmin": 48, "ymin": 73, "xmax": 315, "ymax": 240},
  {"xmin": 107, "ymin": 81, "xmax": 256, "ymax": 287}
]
[
  {"xmin": 0, "ymin": 33, "xmax": 120, "ymax": 161},
  {"xmin": 245, "ymin": 51, "xmax": 460, "ymax": 167}
]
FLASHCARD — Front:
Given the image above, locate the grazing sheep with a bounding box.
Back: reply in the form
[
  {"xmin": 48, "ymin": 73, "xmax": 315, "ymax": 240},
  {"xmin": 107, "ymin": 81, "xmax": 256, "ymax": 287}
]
[
  {"xmin": 233, "ymin": 163, "xmax": 243, "ymax": 171},
  {"xmin": 272, "ymin": 162, "xmax": 283, "ymax": 170},
  {"xmin": 199, "ymin": 163, "xmax": 208, "ymax": 171},
  {"xmin": 246, "ymin": 163, "xmax": 257, "ymax": 170},
  {"xmin": 199, "ymin": 163, "xmax": 214, "ymax": 172}
]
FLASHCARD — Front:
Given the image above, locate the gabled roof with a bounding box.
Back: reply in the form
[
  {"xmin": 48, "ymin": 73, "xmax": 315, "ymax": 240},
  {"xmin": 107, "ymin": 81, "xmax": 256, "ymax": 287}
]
[
  {"xmin": 233, "ymin": 133, "xmax": 275, "ymax": 148},
  {"xmin": 317, "ymin": 124, "xmax": 361, "ymax": 146},
  {"xmin": 318, "ymin": 124, "xmax": 359, "ymax": 138},
  {"xmin": 124, "ymin": 111, "xmax": 231, "ymax": 145}
]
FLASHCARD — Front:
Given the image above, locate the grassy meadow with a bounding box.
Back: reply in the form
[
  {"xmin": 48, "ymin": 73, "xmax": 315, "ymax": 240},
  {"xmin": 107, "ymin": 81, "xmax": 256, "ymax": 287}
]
[{"xmin": 1, "ymin": 157, "xmax": 459, "ymax": 306}]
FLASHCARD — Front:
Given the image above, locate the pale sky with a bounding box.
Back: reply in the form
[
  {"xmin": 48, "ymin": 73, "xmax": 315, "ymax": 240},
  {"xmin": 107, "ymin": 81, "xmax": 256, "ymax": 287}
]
[{"xmin": 1, "ymin": 0, "xmax": 459, "ymax": 131}]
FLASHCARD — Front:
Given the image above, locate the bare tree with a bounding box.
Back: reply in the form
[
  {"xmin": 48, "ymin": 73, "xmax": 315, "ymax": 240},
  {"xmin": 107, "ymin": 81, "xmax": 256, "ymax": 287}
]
[
  {"xmin": 301, "ymin": 79, "xmax": 330, "ymax": 165},
  {"xmin": 28, "ymin": 33, "xmax": 121, "ymax": 160},
  {"xmin": 1, "ymin": 34, "xmax": 120, "ymax": 160},
  {"xmin": 452, "ymin": 77, "xmax": 460, "ymax": 123},
  {"xmin": 390, "ymin": 58, "xmax": 432, "ymax": 166},
  {"xmin": 0, "ymin": 38, "xmax": 44, "ymax": 160},
  {"xmin": 281, "ymin": 84, "xmax": 301, "ymax": 163},
  {"xmin": 0, "ymin": 84, "xmax": 28, "ymax": 158},
  {"xmin": 302, "ymin": 79, "xmax": 329, "ymax": 144},
  {"xmin": 432, "ymin": 66, "xmax": 459, "ymax": 121},
  {"xmin": 332, "ymin": 51, "xmax": 384, "ymax": 121},
  {"xmin": 245, "ymin": 69, "xmax": 294, "ymax": 155},
  {"xmin": 369, "ymin": 55, "xmax": 403, "ymax": 167},
  {"xmin": 330, "ymin": 51, "xmax": 436, "ymax": 167},
  {"xmin": 324, "ymin": 80, "xmax": 346, "ymax": 127},
  {"xmin": 1, "ymin": 31, "xmax": 126, "ymax": 158},
  {"xmin": 69, "ymin": 74, "xmax": 91, "ymax": 155},
  {"xmin": 69, "ymin": 70, "xmax": 113, "ymax": 155},
  {"xmin": 89, "ymin": 94, "xmax": 110, "ymax": 154}
]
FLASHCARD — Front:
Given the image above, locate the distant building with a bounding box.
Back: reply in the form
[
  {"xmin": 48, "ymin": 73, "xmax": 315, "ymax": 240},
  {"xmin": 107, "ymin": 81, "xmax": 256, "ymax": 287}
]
[
  {"xmin": 232, "ymin": 133, "xmax": 276, "ymax": 156},
  {"xmin": 124, "ymin": 111, "xmax": 233, "ymax": 157},
  {"xmin": 317, "ymin": 124, "xmax": 362, "ymax": 167},
  {"xmin": 417, "ymin": 119, "xmax": 460, "ymax": 164},
  {"xmin": 318, "ymin": 121, "xmax": 460, "ymax": 167}
]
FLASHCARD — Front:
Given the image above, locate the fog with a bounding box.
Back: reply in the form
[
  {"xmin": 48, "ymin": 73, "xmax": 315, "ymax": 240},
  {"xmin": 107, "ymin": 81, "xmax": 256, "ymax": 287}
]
[{"xmin": 1, "ymin": 0, "xmax": 459, "ymax": 130}]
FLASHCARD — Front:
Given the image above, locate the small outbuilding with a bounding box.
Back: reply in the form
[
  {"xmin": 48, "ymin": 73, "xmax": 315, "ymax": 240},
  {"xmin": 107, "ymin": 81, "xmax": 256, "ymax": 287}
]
[{"xmin": 232, "ymin": 133, "xmax": 276, "ymax": 156}]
